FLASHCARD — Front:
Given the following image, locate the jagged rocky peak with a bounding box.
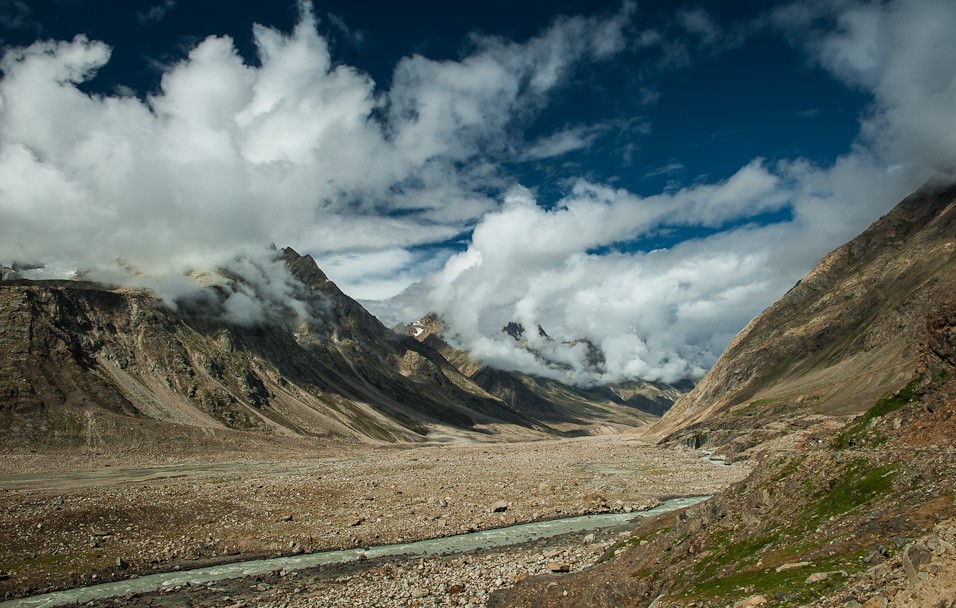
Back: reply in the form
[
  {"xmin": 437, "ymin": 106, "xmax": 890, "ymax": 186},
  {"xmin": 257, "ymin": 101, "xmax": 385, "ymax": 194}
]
[
  {"xmin": 502, "ymin": 321, "xmax": 525, "ymax": 340},
  {"xmin": 279, "ymin": 246, "xmax": 329, "ymax": 289},
  {"xmin": 500, "ymin": 322, "xmax": 550, "ymax": 341},
  {"xmin": 563, "ymin": 338, "xmax": 606, "ymax": 373},
  {"xmin": 0, "ymin": 265, "xmax": 18, "ymax": 281},
  {"xmin": 0, "ymin": 252, "xmax": 557, "ymax": 449},
  {"xmin": 405, "ymin": 311, "xmax": 446, "ymax": 340}
]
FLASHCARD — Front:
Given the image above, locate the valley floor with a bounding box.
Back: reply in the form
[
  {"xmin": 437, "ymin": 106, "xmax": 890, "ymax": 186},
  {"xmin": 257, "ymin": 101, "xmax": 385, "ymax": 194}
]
[{"xmin": 0, "ymin": 434, "xmax": 747, "ymax": 603}]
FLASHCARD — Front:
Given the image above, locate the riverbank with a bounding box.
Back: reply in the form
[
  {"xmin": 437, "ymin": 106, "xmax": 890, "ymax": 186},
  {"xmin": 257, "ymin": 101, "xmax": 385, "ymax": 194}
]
[
  {"xmin": 0, "ymin": 435, "xmax": 748, "ymax": 602},
  {"xmin": 2, "ymin": 498, "xmax": 709, "ymax": 608}
]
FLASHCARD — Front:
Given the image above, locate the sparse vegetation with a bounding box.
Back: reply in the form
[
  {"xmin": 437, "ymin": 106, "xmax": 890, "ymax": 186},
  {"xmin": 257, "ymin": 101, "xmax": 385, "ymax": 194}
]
[
  {"xmin": 832, "ymin": 377, "xmax": 923, "ymax": 448},
  {"xmin": 809, "ymin": 459, "xmax": 896, "ymax": 521}
]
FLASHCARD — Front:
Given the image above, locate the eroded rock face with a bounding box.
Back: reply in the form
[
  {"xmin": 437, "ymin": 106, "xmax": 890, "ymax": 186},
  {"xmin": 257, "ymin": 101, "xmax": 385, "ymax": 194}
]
[
  {"xmin": 654, "ymin": 183, "xmax": 956, "ymax": 449},
  {"xmin": 0, "ymin": 250, "xmax": 548, "ymax": 449},
  {"xmin": 918, "ymin": 296, "xmax": 956, "ymax": 380}
]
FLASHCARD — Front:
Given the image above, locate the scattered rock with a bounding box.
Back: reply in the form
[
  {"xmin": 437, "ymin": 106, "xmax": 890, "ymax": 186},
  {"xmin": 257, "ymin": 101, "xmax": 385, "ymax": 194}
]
[
  {"xmin": 547, "ymin": 561, "xmax": 571, "ymax": 573},
  {"xmin": 733, "ymin": 595, "xmax": 768, "ymax": 608},
  {"xmin": 491, "ymin": 501, "xmax": 509, "ymax": 513},
  {"xmin": 805, "ymin": 571, "xmax": 830, "ymax": 584},
  {"xmin": 410, "ymin": 587, "xmax": 429, "ymax": 598},
  {"xmin": 861, "ymin": 596, "xmax": 889, "ymax": 608},
  {"xmin": 116, "ymin": 557, "xmax": 129, "ymax": 570},
  {"xmin": 902, "ymin": 543, "xmax": 932, "ymax": 585},
  {"xmin": 448, "ymin": 583, "xmax": 465, "ymax": 594},
  {"xmin": 775, "ymin": 561, "xmax": 812, "ymax": 572}
]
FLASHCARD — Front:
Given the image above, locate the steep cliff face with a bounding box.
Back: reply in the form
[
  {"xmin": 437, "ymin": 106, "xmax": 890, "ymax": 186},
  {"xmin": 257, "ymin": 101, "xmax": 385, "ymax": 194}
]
[
  {"xmin": 0, "ymin": 249, "xmax": 551, "ymax": 450},
  {"xmin": 651, "ymin": 183, "xmax": 956, "ymax": 450}
]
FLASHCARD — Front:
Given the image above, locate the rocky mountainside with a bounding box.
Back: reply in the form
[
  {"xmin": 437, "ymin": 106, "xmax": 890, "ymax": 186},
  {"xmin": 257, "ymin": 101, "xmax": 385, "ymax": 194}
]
[
  {"xmin": 490, "ymin": 182, "xmax": 956, "ymax": 607},
  {"xmin": 651, "ymin": 182, "xmax": 956, "ymax": 453},
  {"xmin": 0, "ymin": 248, "xmax": 560, "ymax": 452},
  {"xmin": 399, "ymin": 313, "xmax": 682, "ymax": 435}
]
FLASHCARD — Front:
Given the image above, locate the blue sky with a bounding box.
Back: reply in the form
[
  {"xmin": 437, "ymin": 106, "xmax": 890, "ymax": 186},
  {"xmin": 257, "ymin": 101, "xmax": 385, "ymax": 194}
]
[
  {"xmin": 0, "ymin": 0, "xmax": 867, "ymax": 201},
  {"xmin": 1, "ymin": 0, "xmax": 954, "ymax": 384}
]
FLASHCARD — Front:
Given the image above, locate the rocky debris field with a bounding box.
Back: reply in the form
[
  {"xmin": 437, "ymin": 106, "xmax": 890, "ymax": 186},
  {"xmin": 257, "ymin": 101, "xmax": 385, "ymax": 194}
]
[
  {"xmin": 727, "ymin": 516, "xmax": 956, "ymax": 608},
  {"xmin": 804, "ymin": 516, "xmax": 956, "ymax": 608},
  {"xmin": 0, "ymin": 435, "xmax": 747, "ymax": 601},
  {"xmin": 77, "ymin": 526, "xmax": 629, "ymax": 608}
]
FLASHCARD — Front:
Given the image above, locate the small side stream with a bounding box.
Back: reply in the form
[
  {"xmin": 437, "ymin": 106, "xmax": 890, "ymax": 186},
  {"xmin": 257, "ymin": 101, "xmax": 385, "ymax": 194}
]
[
  {"xmin": 699, "ymin": 450, "xmax": 731, "ymax": 466},
  {"xmin": 2, "ymin": 496, "xmax": 709, "ymax": 608}
]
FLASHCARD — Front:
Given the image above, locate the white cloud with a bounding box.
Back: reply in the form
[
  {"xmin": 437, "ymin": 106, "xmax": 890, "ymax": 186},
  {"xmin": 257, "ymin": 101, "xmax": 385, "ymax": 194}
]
[
  {"xmin": 523, "ymin": 125, "xmax": 604, "ymax": 160},
  {"xmin": 316, "ymin": 247, "xmax": 451, "ymax": 301},
  {"xmin": 381, "ymin": 0, "xmax": 956, "ymax": 385},
  {"xmin": 678, "ymin": 8, "xmax": 721, "ymax": 45},
  {"xmin": 0, "ymin": 2, "xmax": 633, "ymax": 302},
  {"xmin": 3, "ymin": 0, "xmax": 955, "ymax": 387},
  {"xmin": 137, "ymin": 0, "xmax": 178, "ymax": 25}
]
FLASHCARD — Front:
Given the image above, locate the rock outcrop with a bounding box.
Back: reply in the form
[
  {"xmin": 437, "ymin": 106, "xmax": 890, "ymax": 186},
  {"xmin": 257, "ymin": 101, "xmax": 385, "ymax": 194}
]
[
  {"xmin": 652, "ymin": 182, "xmax": 956, "ymax": 452},
  {"xmin": 0, "ymin": 248, "xmax": 553, "ymax": 450}
]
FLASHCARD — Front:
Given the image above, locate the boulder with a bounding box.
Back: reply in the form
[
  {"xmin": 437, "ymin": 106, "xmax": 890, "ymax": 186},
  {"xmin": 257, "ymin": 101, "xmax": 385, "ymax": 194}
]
[
  {"xmin": 491, "ymin": 501, "xmax": 509, "ymax": 513},
  {"xmin": 902, "ymin": 543, "xmax": 932, "ymax": 585}
]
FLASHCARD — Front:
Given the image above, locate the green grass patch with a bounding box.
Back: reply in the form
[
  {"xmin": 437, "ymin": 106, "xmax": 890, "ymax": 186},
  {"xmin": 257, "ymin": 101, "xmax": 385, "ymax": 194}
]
[
  {"xmin": 810, "ymin": 458, "xmax": 896, "ymax": 521},
  {"xmin": 686, "ymin": 551, "xmax": 861, "ymax": 603},
  {"xmin": 694, "ymin": 529, "xmax": 781, "ymax": 581},
  {"xmin": 675, "ymin": 456, "xmax": 894, "ymax": 603},
  {"xmin": 607, "ymin": 531, "xmax": 655, "ymax": 559},
  {"xmin": 768, "ymin": 454, "xmax": 805, "ymax": 484},
  {"xmin": 833, "ymin": 378, "xmax": 922, "ymax": 448}
]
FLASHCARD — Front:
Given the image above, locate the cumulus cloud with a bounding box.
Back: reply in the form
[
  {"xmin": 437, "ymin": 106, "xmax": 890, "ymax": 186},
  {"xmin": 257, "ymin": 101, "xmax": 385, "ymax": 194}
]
[
  {"xmin": 381, "ymin": 0, "xmax": 956, "ymax": 385},
  {"xmin": 3, "ymin": 0, "xmax": 955, "ymax": 386},
  {"xmin": 0, "ymin": 1, "xmax": 633, "ymax": 300},
  {"xmin": 678, "ymin": 8, "xmax": 721, "ymax": 45}
]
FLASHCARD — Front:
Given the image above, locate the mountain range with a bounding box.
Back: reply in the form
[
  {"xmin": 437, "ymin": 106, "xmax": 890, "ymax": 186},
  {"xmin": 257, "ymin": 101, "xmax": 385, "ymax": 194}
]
[
  {"xmin": 0, "ymin": 247, "xmax": 676, "ymax": 452},
  {"xmin": 4, "ymin": 178, "xmax": 956, "ymax": 605}
]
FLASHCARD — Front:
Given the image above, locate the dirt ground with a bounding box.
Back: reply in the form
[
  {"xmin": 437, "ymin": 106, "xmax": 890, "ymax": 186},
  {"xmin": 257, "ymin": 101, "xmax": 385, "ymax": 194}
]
[{"xmin": 0, "ymin": 434, "xmax": 748, "ymax": 602}]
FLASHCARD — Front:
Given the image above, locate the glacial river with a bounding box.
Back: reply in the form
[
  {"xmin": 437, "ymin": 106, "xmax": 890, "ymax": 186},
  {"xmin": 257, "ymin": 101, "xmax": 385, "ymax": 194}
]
[{"xmin": 1, "ymin": 495, "xmax": 709, "ymax": 608}]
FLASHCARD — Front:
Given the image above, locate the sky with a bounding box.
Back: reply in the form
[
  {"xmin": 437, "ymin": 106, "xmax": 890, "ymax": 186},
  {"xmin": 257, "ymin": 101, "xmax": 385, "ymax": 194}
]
[{"xmin": 1, "ymin": 0, "xmax": 955, "ymax": 385}]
